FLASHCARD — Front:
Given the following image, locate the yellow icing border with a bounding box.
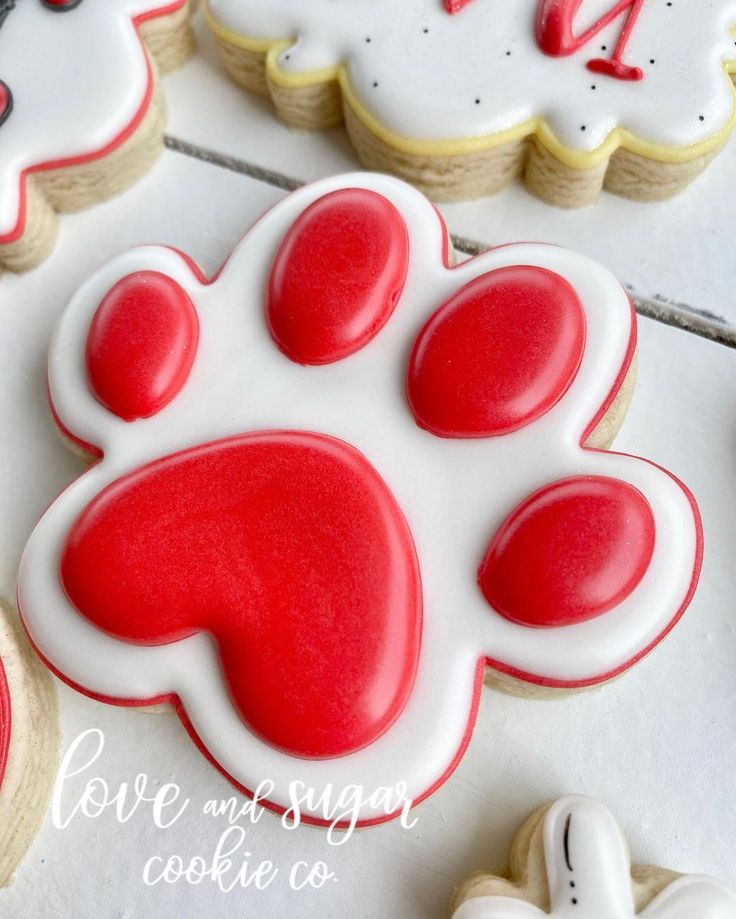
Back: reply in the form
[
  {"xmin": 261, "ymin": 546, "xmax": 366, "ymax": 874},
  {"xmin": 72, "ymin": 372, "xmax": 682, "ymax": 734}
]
[{"xmin": 206, "ymin": 8, "xmax": 736, "ymax": 169}]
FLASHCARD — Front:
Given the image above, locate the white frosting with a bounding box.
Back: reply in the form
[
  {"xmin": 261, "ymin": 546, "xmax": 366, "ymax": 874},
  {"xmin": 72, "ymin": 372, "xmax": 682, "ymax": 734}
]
[
  {"xmin": 206, "ymin": 0, "xmax": 736, "ymax": 154},
  {"xmin": 18, "ymin": 174, "xmax": 700, "ymax": 823},
  {"xmin": 452, "ymin": 796, "xmax": 736, "ymax": 918},
  {"xmin": 0, "ymin": 1, "xmax": 184, "ymax": 240}
]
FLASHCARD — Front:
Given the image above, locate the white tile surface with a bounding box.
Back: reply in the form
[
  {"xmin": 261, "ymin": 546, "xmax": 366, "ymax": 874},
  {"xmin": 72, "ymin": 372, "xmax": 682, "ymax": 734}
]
[
  {"xmin": 166, "ymin": 12, "xmax": 736, "ymax": 328},
  {"xmin": 1, "ymin": 65, "xmax": 736, "ymax": 919}
]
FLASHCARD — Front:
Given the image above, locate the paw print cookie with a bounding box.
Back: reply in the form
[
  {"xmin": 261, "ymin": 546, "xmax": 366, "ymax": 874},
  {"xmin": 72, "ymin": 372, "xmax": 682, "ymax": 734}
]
[
  {"xmin": 0, "ymin": 0, "xmax": 194, "ymax": 274},
  {"xmin": 19, "ymin": 175, "xmax": 701, "ymax": 826},
  {"xmin": 0, "ymin": 602, "xmax": 58, "ymax": 886},
  {"xmin": 204, "ymin": 0, "xmax": 736, "ymax": 207},
  {"xmin": 451, "ymin": 795, "xmax": 736, "ymax": 918}
]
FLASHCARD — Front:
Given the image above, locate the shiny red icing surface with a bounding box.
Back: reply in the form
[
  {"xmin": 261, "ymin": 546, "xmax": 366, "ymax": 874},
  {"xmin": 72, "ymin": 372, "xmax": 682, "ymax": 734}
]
[
  {"xmin": 60, "ymin": 431, "xmax": 422, "ymax": 759},
  {"xmin": 0, "ymin": 657, "xmax": 9, "ymax": 792},
  {"xmin": 0, "ymin": 82, "xmax": 11, "ymax": 129},
  {"xmin": 268, "ymin": 189, "xmax": 409, "ymax": 365},
  {"xmin": 86, "ymin": 271, "xmax": 199, "ymax": 421},
  {"xmin": 444, "ymin": 0, "xmax": 474, "ymax": 11},
  {"xmin": 479, "ymin": 475, "xmax": 656, "ymax": 627},
  {"xmin": 407, "ymin": 266, "xmax": 586, "ymax": 438}
]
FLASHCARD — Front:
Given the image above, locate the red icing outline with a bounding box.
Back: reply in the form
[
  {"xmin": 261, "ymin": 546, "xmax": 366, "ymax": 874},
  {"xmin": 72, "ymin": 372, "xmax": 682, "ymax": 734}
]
[
  {"xmin": 0, "ymin": 656, "xmax": 10, "ymax": 794},
  {"xmin": 0, "ymin": 0, "xmax": 188, "ymax": 245},
  {"xmin": 28, "ymin": 197, "xmax": 704, "ymax": 827}
]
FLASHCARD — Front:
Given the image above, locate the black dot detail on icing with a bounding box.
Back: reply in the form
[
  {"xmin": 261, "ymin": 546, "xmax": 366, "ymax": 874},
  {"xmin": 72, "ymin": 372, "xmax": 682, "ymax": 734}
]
[
  {"xmin": 365, "ymin": 36, "xmax": 371, "ymax": 43},
  {"xmin": 591, "ymin": 84, "xmax": 597, "ymax": 90},
  {"xmin": 423, "ymin": 27, "xmax": 429, "ymax": 33},
  {"xmin": 564, "ymin": 813, "xmax": 576, "ymax": 906},
  {"xmin": 285, "ymin": 54, "xmax": 290, "ymax": 60},
  {"xmin": 601, "ymin": 44, "xmax": 607, "ymax": 51},
  {"xmin": 506, "ymin": 50, "xmax": 511, "ymax": 56},
  {"xmin": 475, "ymin": 98, "xmax": 481, "ymax": 104},
  {"xmin": 373, "ymin": 81, "xmax": 379, "ymax": 88},
  {"xmin": 650, "ymin": 58, "xmax": 656, "ymax": 64},
  {"xmin": 580, "ymin": 125, "xmax": 587, "ymax": 131}
]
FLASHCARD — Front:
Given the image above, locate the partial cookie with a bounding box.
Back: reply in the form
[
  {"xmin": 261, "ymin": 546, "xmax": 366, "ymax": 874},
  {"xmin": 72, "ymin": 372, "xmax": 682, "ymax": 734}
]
[
  {"xmin": 0, "ymin": 0, "xmax": 195, "ymax": 274},
  {"xmin": 20, "ymin": 174, "xmax": 700, "ymax": 827},
  {"xmin": 451, "ymin": 795, "xmax": 736, "ymax": 917},
  {"xmin": 0, "ymin": 602, "xmax": 58, "ymax": 886},
  {"xmin": 204, "ymin": 0, "xmax": 736, "ymax": 207}
]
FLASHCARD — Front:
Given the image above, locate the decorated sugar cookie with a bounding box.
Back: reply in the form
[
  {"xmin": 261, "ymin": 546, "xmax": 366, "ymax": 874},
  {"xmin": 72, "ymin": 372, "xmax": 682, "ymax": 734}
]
[
  {"xmin": 451, "ymin": 795, "xmax": 736, "ymax": 918},
  {"xmin": 0, "ymin": 602, "xmax": 58, "ymax": 886},
  {"xmin": 0, "ymin": 0, "xmax": 194, "ymax": 274},
  {"xmin": 19, "ymin": 174, "xmax": 701, "ymax": 826},
  {"xmin": 204, "ymin": 0, "xmax": 736, "ymax": 207}
]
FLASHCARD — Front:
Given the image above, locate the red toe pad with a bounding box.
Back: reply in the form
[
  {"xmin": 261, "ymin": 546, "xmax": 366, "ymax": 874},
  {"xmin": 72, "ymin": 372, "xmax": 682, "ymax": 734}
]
[
  {"xmin": 268, "ymin": 189, "xmax": 409, "ymax": 365},
  {"xmin": 86, "ymin": 271, "xmax": 199, "ymax": 422},
  {"xmin": 407, "ymin": 266, "xmax": 586, "ymax": 438},
  {"xmin": 479, "ymin": 475, "xmax": 655, "ymax": 627}
]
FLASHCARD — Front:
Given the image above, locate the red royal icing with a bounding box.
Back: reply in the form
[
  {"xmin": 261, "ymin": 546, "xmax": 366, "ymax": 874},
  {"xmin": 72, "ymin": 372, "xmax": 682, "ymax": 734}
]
[
  {"xmin": 0, "ymin": 657, "xmax": 9, "ymax": 793},
  {"xmin": 479, "ymin": 475, "xmax": 656, "ymax": 627},
  {"xmin": 444, "ymin": 0, "xmax": 475, "ymax": 12},
  {"xmin": 60, "ymin": 431, "xmax": 422, "ymax": 759},
  {"xmin": 536, "ymin": 0, "xmax": 646, "ymax": 81},
  {"xmin": 86, "ymin": 271, "xmax": 199, "ymax": 422},
  {"xmin": 407, "ymin": 266, "xmax": 586, "ymax": 438},
  {"xmin": 267, "ymin": 189, "xmax": 409, "ymax": 365},
  {"xmin": 0, "ymin": 81, "xmax": 11, "ymax": 129}
]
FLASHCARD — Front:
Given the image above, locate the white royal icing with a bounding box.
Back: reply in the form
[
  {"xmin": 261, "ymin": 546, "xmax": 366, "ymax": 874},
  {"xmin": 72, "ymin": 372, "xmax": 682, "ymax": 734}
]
[
  {"xmin": 452, "ymin": 796, "xmax": 736, "ymax": 918},
  {"xmin": 206, "ymin": 0, "xmax": 736, "ymax": 154},
  {"xmin": 0, "ymin": 1, "xmax": 184, "ymax": 240},
  {"xmin": 18, "ymin": 174, "xmax": 699, "ymax": 824}
]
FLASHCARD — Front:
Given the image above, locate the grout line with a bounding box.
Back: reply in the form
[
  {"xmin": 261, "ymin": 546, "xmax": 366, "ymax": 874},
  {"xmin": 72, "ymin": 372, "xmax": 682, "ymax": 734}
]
[{"xmin": 165, "ymin": 136, "xmax": 736, "ymax": 349}]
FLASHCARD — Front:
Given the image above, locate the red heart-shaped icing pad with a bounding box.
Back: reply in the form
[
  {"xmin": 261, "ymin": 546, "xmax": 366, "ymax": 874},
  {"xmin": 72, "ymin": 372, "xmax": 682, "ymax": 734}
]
[
  {"xmin": 407, "ymin": 266, "xmax": 586, "ymax": 438},
  {"xmin": 86, "ymin": 272, "xmax": 199, "ymax": 421},
  {"xmin": 60, "ymin": 431, "xmax": 422, "ymax": 759},
  {"xmin": 268, "ymin": 189, "xmax": 409, "ymax": 365},
  {"xmin": 479, "ymin": 475, "xmax": 655, "ymax": 627},
  {"xmin": 0, "ymin": 82, "xmax": 12, "ymax": 129}
]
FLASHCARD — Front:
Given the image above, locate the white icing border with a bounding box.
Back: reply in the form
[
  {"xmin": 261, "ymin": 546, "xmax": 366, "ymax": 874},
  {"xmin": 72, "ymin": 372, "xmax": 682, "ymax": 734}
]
[
  {"xmin": 0, "ymin": 0, "xmax": 184, "ymax": 238},
  {"xmin": 18, "ymin": 174, "xmax": 700, "ymax": 823}
]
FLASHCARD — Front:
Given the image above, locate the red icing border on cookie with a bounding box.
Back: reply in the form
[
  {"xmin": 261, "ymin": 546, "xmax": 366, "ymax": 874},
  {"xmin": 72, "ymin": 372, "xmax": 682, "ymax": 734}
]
[
  {"xmin": 21, "ymin": 617, "xmax": 486, "ymax": 829},
  {"xmin": 483, "ymin": 297, "xmax": 703, "ymax": 686},
  {"xmin": 0, "ymin": 656, "xmax": 10, "ymax": 794},
  {"xmin": 0, "ymin": 0, "xmax": 188, "ymax": 245}
]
